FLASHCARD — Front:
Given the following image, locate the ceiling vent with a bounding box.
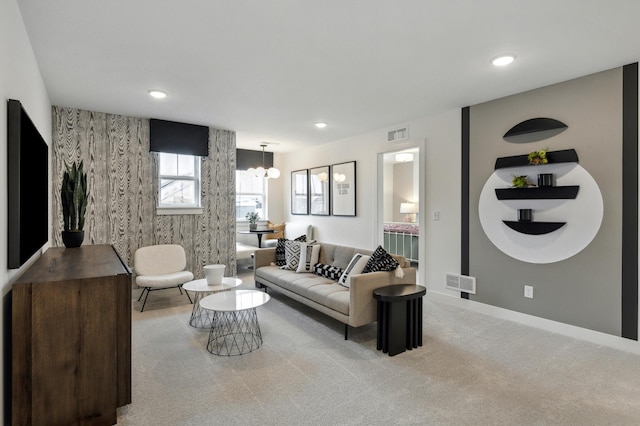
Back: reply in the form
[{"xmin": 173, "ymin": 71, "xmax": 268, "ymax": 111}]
[
  {"xmin": 387, "ymin": 126, "xmax": 409, "ymax": 143},
  {"xmin": 445, "ymin": 273, "xmax": 476, "ymax": 294}
]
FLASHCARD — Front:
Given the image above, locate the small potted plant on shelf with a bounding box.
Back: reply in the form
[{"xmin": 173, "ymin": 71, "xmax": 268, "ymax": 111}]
[
  {"xmin": 512, "ymin": 175, "xmax": 531, "ymax": 188},
  {"xmin": 246, "ymin": 211, "xmax": 259, "ymax": 230},
  {"xmin": 528, "ymin": 148, "xmax": 548, "ymax": 165},
  {"xmin": 61, "ymin": 161, "xmax": 88, "ymax": 248}
]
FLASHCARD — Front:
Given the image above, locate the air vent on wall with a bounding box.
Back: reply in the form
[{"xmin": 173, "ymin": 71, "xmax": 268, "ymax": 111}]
[
  {"xmin": 387, "ymin": 126, "xmax": 409, "ymax": 142},
  {"xmin": 445, "ymin": 273, "xmax": 476, "ymax": 294}
]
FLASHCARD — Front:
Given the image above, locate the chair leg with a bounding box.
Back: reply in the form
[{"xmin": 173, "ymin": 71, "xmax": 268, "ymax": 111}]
[
  {"xmin": 140, "ymin": 287, "xmax": 151, "ymax": 312},
  {"xmin": 137, "ymin": 287, "xmax": 147, "ymax": 302},
  {"xmin": 344, "ymin": 324, "xmax": 349, "ymax": 340},
  {"xmin": 182, "ymin": 285, "xmax": 193, "ymax": 304}
]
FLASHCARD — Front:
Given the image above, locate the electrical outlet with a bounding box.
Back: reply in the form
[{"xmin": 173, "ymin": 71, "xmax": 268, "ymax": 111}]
[
  {"xmin": 433, "ymin": 210, "xmax": 440, "ymax": 221},
  {"xmin": 524, "ymin": 285, "xmax": 533, "ymax": 299}
]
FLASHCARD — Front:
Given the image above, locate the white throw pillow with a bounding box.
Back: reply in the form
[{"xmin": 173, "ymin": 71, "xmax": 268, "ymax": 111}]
[
  {"xmin": 338, "ymin": 253, "xmax": 371, "ymax": 288},
  {"xmin": 296, "ymin": 243, "xmax": 321, "ymax": 273}
]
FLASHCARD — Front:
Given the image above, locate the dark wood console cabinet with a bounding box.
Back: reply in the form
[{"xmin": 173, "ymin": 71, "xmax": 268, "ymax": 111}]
[{"xmin": 12, "ymin": 244, "xmax": 132, "ymax": 425}]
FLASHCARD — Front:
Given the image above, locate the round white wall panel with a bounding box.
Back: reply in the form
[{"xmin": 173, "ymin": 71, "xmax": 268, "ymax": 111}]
[{"xmin": 478, "ymin": 163, "xmax": 603, "ymax": 264}]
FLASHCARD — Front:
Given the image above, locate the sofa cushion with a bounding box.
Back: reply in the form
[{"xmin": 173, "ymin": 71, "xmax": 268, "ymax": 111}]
[
  {"xmin": 275, "ymin": 235, "xmax": 306, "ymax": 266},
  {"xmin": 296, "ymin": 243, "xmax": 321, "ymax": 273},
  {"xmin": 338, "ymin": 253, "xmax": 370, "ymax": 288},
  {"xmin": 313, "ymin": 263, "xmax": 343, "ymax": 281},
  {"xmin": 363, "ymin": 245, "xmax": 399, "ymax": 273},
  {"xmin": 255, "ymin": 266, "xmax": 349, "ymax": 315},
  {"xmin": 332, "ymin": 246, "xmax": 358, "ymax": 269}
]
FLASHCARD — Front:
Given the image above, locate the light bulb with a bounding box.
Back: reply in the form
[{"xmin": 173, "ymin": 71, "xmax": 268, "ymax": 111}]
[
  {"xmin": 255, "ymin": 167, "xmax": 265, "ymax": 177},
  {"xmin": 267, "ymin": 168, "xmax": 280, "ymax": 179}
]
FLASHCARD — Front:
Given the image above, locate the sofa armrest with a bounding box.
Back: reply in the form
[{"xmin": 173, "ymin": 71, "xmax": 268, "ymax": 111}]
[
  {"xmin": 348, "ymin": 267, "xmax": 417, "ymax": 327},
  {"xmin": 253, "ymin": 247, "xmax": 276, "ymax": 269}
]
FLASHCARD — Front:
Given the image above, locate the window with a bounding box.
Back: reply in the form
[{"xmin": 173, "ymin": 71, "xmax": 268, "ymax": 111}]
[
  {"xmin": 236, "ymin": 170, "xmax": 266, "ymax": 219},
  {"xmin": 158, "ymin": 153, "xmax": 201, "ymax": 209}
]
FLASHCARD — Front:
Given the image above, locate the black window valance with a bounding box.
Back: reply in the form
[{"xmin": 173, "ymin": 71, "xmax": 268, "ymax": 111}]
[
  {"xmin": 150, "ymin": 118, "xmax": 209, "ymax": 156},
  {"xmin": 236, "ymin": 149, "xmax": 273, "ymax": 170}
]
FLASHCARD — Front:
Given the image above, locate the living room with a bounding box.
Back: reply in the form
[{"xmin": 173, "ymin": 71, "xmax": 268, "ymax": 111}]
[{"xmin": 3, "ymin": 1, "xmax": 640, "ymax": 424}]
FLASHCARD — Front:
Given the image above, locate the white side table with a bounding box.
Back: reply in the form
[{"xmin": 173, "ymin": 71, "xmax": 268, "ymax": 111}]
[
  {"xmin": 182, "ymin": 278, "xmax": 242, "ymax": 328},
  {"xmin": 200, "ymin": 290, "xmax": 270, "ymax": 356}
]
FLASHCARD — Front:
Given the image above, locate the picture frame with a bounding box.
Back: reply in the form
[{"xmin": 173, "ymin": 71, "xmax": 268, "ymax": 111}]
[
  {"xmin": 309, "ymin": 166, "xmax": 330, "ymax": 216},
  {"xmin": 291, "ymin": 169, "xmax": 309, "ymax": 215},
  {"xmin": 331, "ymin": 161, "xmax": 356, "ymax": 216}
]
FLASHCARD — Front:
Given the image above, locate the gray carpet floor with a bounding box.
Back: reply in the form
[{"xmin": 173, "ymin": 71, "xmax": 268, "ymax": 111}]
[{"xmin": 118, "ymin": 269, "xmax": 640, "ymax": 425}]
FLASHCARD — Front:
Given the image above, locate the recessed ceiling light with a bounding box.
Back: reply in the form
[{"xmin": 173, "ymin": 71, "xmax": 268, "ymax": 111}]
[
  {"xmin": 148, "ymin": 90, "xmax": 167, "ymax": 99},
  {"xmin": 491, "ymin": 54, "xmax": 516, "ymax": 67},
  {"xmin": 315, "ymin": 122, "xmax": 327, "ymax": 129}
]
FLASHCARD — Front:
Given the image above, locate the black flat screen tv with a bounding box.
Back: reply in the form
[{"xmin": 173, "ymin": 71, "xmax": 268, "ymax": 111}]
[{"xmin": 7, "ymin": 99, "xmax": 49, "ymax": 269}]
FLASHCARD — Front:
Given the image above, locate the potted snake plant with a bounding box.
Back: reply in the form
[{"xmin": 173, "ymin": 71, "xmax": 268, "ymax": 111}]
[{"xmin": 61, "ymin": 161, "xmax": 88, "ymax": 247}]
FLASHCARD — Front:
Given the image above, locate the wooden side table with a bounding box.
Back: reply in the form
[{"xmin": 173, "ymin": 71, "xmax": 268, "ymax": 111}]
[{"xmin": 373, "ymin": 284, "xmax": 426, "ymax": 356}]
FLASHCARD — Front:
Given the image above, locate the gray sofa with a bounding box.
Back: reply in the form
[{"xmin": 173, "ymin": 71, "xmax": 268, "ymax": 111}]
[{"xmin": 254, "ymin": 242, "xmax": 417, "ymax": 339}]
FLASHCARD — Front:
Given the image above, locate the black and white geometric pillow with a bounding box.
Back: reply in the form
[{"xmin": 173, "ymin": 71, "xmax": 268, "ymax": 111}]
[
  {"xmin": 313, "ymin": 263, "xmax": 344, "ymax": 281},
  {"xmin": 338, "ymin": 253, "xmax": 371, "ymax": 288},
  {"xmin": 363, "ymin": 245, "xmax": 399, "ymax": 273},
  {"xmin": 282, "ymin": 240, "xmax": 302, "ymax": 270},
  {"xmin": 275, "ymin": 234, "xmax": 307, "ymax": 266}
]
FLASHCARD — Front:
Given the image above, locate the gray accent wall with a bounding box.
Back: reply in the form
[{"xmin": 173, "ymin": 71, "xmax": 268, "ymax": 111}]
[
  {"xmin": 51, "ymin": 107, "xmax": 237, "ymax": 279},
  {"xmin": 468, "ymin": 68, "xmax": 623, "ymax": 336}
]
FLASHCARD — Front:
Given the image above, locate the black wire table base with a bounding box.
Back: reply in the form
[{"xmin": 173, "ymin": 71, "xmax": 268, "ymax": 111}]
[{"xmin": 206, "ymin": 309, "xmax": 263, "ymax": 356}]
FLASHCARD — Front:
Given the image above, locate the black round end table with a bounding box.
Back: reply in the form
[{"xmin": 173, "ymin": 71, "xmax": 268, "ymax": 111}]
[{"xmin": 373, "ymin": 284, "xmax": 426, "ymax": 356}]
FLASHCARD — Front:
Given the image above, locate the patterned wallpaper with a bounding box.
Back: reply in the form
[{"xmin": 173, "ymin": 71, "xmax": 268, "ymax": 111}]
[{"xmin": 51, "ymin": 107, "xmax": 237, "ymax": 279}]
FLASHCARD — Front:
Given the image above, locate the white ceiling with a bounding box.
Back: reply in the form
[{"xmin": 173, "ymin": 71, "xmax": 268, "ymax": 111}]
[{"xmin": 16, "ymin": 0, "xmax": 640, "ymax": 153}]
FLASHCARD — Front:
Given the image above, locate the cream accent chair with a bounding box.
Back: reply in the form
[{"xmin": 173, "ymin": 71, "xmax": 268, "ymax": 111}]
[{"xmin": 134, "ymin": 244, "xmax": 194, "ymax": 312}]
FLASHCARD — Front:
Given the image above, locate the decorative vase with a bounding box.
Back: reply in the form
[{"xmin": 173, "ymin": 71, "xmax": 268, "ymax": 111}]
[
  {"xmin": 249, "ymin": 223, "xmax": 257, "ymax": 230},
  {"xmin": 538, "ymin": 173, "xmax": 553, "ymax": 187},
  {"xmin": 204, "ymin": 264, "xmax": 226, "ymax": 285},
  {"xmin": 62, "ymin": 230, "xmax": 84, "ymax": 248},
  {"xmin": 518, "ymin": 209, "xmax": 532, "ymax": 222}
]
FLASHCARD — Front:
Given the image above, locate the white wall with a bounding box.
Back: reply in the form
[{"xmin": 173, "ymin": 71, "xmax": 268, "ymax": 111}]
[
  {"xmin": 1, "ymin": 0, "xmax": 51, "ymax": 420},
  {"xmin": 281, "ymin": 108, "xmax": 461, "ymax": 293}
]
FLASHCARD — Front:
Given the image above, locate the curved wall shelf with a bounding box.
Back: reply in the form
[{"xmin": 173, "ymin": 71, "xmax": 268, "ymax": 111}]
[
  {"xmin": 502, "ymin": 221, "xmax": 566, "ymax": 235},
  {"xmin": 495, "ymin": 149, "xmax": 579, "ymax": 170},
  {"xmin": 495, "ymin": 185, "xmax": 580, "ymax": 200},
  {"xmin": 503, "ymin": 118, "xmax": 568, "ymax": 143}
]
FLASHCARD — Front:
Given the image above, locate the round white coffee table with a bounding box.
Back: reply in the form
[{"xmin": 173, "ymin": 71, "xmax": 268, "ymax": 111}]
[
  {"xmin": 200, "ymin": 289, "xmax": 270, "ymax": 356},
  {"xmin": 182, "ymin": 278, "xmax": 242, "ymax": 328}
]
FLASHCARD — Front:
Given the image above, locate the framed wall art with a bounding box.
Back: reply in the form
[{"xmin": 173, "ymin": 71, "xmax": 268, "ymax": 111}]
[
  {"xmin": 331, "ymin": 161, "xmax": 356, "ymax": 216},
  {"xmin": 309, "ymin": 166, "xmax": 330, "ymax": 215},
  {"xmin": 291, "ymin": 169, "xmax": 309, "ymax": 215}
]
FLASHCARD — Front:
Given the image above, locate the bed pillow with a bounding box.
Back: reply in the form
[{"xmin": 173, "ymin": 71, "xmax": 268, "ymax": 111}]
[
  {"xmin": 296, "ymin": 243, "xmax": 321, "ymax": 273},
  {"xmin": 363, "ymin": 245, "xmax": 400, "ymax": 273},
  {"xmin": 313, "ymin": 263, "xmax": 344, "ymax": 281},
  {"xmin": 275, "ymin": 235, "xmax": 306, "ymax": 266},
  {"xmin": 338, "ymin": 253, "xmax": 371, "ymax": 288}
]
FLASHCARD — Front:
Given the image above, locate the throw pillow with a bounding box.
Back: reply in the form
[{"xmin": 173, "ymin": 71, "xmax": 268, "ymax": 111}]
[
  {"xmin": 266, "ymin": 221, "xmax": 285, "ymax": 240},
  {"xmin": 275, "ymin": 235, "xmax": 306, "ymax": 266},
  {"xmin": 363, "ymin": 245, "xmax": 400, "ymax": 273},
  {"xmin": 338, "ymin": 253, "xmax": 371, "ymax": 288},
  {"xmin": 282, "ymin": 240, "xmax": 302, "ymax": 270},
  {"xmin": 313, "ymin": 263, "xmax": 344, "ymax": 281},
  {"xmin": 296, "ymin": 243, "xmax": 321, "ymax": 273}
]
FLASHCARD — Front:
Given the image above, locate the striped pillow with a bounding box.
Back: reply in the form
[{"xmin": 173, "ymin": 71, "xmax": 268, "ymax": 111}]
[
  {"xmin": 338, "ymin": 253, "xmax": 371, "ymax": 288},
  {"xmin": 296, "ymin": 243, "xmax": 321, "ymax": 273}
]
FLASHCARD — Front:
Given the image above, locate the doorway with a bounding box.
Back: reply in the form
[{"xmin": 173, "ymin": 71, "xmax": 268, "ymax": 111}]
[{"xmin": 377, "ymin": 146, "xmax": 423, "ymax": 279}]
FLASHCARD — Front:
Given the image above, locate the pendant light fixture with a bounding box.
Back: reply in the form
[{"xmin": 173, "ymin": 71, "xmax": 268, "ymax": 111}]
[{"xmin": 248, "ymin": 144, "xmax": 280, "ymax": 179}]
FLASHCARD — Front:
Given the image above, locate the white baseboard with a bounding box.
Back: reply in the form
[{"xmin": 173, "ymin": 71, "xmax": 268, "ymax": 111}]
[{"xmin": 427, "ymin": 290, "xmax": 640, "ymax": 355}]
